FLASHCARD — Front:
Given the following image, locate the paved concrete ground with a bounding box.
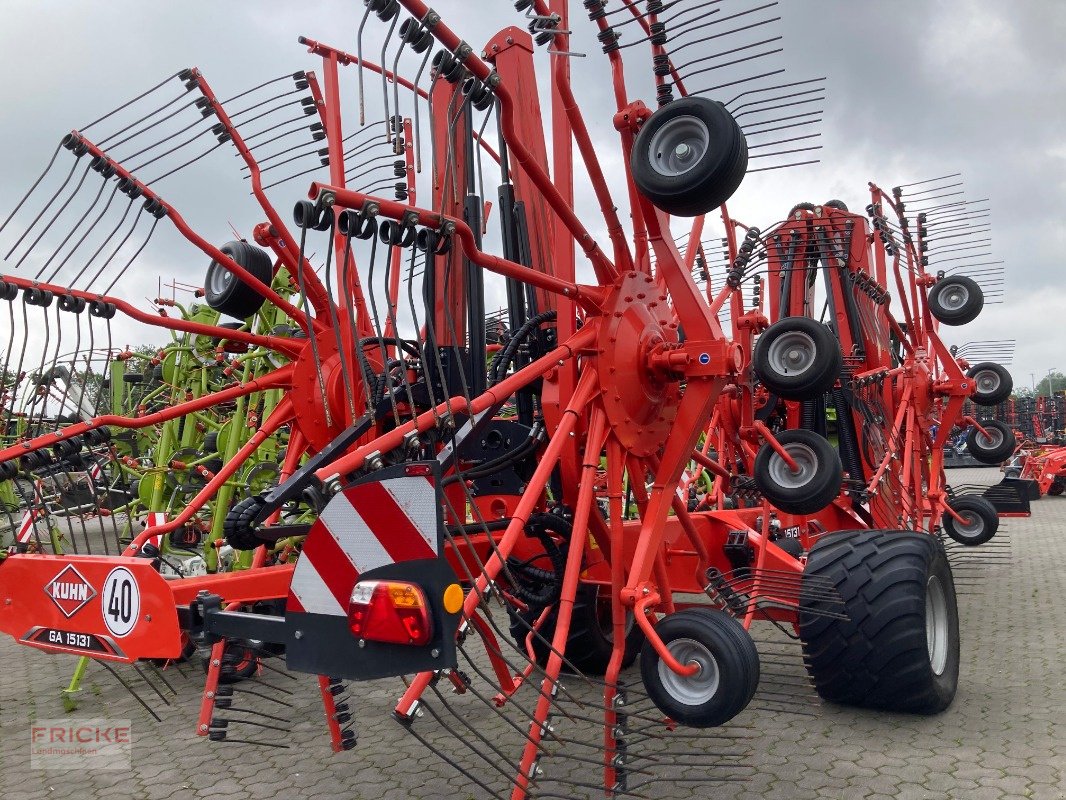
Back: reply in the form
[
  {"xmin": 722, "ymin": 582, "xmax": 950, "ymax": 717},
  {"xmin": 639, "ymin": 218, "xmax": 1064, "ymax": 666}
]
[{"xmin": 0, "ymin": 466, "xmax": 1063, "ymax": 799}]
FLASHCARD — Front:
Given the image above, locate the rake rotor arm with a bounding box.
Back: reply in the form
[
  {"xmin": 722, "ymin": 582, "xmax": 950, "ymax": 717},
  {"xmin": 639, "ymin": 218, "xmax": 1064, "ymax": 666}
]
[
  {"xmin": 63, "ymin": 131, "xmax": 314, "ymax": 334},
  {"xmin": 0, "ymin": 364, "xmax": 293, "ymax": 466},
  {"xmin": 0, "ymin": 273, "xmax": 304, "ymax": 359},
  {"xmin": 396, "ymin": 0, "xmax": 617, "ymax": 284},
  {"xmin": 191, "ymin": 70, "xmax": 334, "ymax": 321},
  {"xmin": 525, "ymin": 0, "xmax": 635, "ymax": 274},
  {"xmin": 312, "ymin": 324, "xmax": 596, "ymax": 482}
]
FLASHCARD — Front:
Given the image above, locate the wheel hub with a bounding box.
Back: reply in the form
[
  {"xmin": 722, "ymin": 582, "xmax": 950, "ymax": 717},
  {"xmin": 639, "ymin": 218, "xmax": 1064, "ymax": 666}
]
[{"xmin": 658, "ymin": 637, "xmax": 720, "ymax": 706}]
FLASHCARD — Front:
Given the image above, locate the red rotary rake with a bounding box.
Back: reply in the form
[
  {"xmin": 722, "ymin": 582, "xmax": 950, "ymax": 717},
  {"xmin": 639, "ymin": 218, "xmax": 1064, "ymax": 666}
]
[{"xmin": 0, "ymin": 1, "xmax": 1013, "ymax": 797}]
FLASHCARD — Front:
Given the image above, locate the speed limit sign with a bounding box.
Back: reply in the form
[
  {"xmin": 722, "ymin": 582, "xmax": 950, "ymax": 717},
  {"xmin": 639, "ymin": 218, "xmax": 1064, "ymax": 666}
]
[{"xmin": 101, "ymin": 567, "xmax": 141, "ymax": 638}]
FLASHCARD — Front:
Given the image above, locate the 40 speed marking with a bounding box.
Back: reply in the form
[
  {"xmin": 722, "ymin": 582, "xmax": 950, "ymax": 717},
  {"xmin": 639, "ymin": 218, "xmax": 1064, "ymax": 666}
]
[{"xmin": 101, "ymin": 567, "xmax": 141, "ymax": 638}]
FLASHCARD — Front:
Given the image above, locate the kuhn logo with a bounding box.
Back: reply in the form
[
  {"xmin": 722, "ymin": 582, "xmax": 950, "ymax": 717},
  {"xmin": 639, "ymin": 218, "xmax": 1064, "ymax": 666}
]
[{"xmin": 44, "ymin": 566, "xmax": 96, "ymax": 618}]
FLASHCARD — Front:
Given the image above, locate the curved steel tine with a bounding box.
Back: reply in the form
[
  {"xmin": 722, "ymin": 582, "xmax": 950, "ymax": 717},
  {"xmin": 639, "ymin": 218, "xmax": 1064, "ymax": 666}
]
[
  {"xmin": 356, "ymin": 4, "xmax": 374, "ymax": 126},
  {"xmin": 411, "ymin": 40, "xmax": 434, "ymax": 173},
  {"xmin": 380, "ymin": 13, "xmax": 401, "ymax": 144},
  {"xmin": 391, "ymin": 24, "xmax": 412, "ymax": 155}
]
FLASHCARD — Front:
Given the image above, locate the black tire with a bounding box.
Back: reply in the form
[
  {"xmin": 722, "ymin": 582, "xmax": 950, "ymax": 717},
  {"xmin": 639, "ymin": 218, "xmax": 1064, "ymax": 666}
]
[
  {"xmin": 965, "ymin": 420, "xmax": 1015, "ymax": 465},
  {"xmin": 929, "ymin": 275, "xmax": 983, "ymax": 326},
  {"xmin": 800, "ymin": 529, "xmax": 960, "ymax": 714},
  {"xmin": 639, "ymin": 607, "xmax": 759, "ymax": 728},
  {"xmin": 122, "ymin": 372, "xmax": 144, "ymax": 384},
  {"xmin": 204, "ymin": 240, "xmax": 273, "ymax": 320},
  {"xmin": 510, "ymin": 583, "xmax": 644, "ymax": 675},
  {"xmin": 203, "ymin": 431, "xmax": 220, "ymax": 453},
  {"xmin": 824, "ymin": 199, "xmax": 849, "ymax": 211},
  {"xmin": 1048, "ymin": 479, "xmax": 1065, "ymax": 497},
  {"xmin": 789, "ymin": 201, "xmax": 816, "ymax": 216},
  {"xmin": 201, "ymin": 640, "xmax": 260, "ymax": 684},
  {"xmin": 1003, "ymin": 467, "xmax": 1021, "ymax": 479},
  {"xmin": 966, "ymin": 362, "xmax": 1012, "ymax": 406},
  {"xmin": 943, "ymin": 495, "xmax": 999, "ymax": 546},
  {"xmin": 753, "ymin": 429, "xmax": 843, "ymax": 514},
  {"xmin": 211, "ymin": 321, "xmax": 246, "ymax": 349},
  {"xmin": 631, "ymin": 96, "xmax": 747, "ymax": 217},
  {"xmin": 753, "ymin": 317, "xmax": 842, "ymax": 401}
]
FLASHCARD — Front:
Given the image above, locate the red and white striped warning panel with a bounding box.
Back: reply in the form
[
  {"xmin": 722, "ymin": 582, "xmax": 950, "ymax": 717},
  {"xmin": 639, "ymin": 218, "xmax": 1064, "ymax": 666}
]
[
  {"xmin": 288, "ymin": 474, "xmax": 439, "ymax": 616},
  {"xmin": 143, "ymin": 512, "xmax": 167, "ymax": 551}
]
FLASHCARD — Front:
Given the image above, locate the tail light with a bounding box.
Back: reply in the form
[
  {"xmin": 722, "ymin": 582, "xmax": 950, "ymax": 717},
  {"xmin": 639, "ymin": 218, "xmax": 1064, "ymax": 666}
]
[{"xmin": 348, "ymin": 580, "xmax": 433, "ymax": 646}]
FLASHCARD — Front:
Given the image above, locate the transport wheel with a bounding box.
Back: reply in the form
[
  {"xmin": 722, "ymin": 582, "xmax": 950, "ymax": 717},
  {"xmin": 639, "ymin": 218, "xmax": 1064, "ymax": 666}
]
[
  {"xmin": 929, "ymin": 275, "xmax": 983, "ymax": 326},
  {"xmin": 965, "ymin": 420, "xmax": 1016, "ymax": 464},
  {"xmin": 966, "ymin": 362, "xmax": 1012, "ymax": 406},
  {"xmin": 630, "ymin": 96, "xmax": 747, "ymax": 217},
  {"xmin": 800, "ymin": 529, "xmax": 960, "ymax": 714},
  {"xmin": 943, "ymin": 495, "xmax": 999, "ymax": 546},
  {"xmin": 640, "ymin": 607, "xmax": 759, "ymax": 728},
  {"xmin": 753, "ymin": 428, "xmax": 843, "ymax": 514},
  {"xmin": 204, "ymin": 240, "xmax": 273, "ymax": 319},
  {"xmin": 753, "ymin": 317, "xmax": 842, "ymax": 401}
]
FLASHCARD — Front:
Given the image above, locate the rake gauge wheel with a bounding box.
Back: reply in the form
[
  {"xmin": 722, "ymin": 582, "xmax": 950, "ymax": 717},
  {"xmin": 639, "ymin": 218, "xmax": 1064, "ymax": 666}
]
[
  {"xmin": 966, "ymin": 362, "xmax": 1012, "ymax": 406},
  {"xmin": 943, "ymin": 495, "xmax": 999, "ymax": 546},
  {"xmin": 204, "ymin": 240, "xmax": 274, "ymax": 320},
  {"xmin": 753, "ymin": 428, "xmax": 843, "ymax": 514},
  {"xmin": 800, "ymin": 530, "xmax": 960, "ymax": 714},
  {"xmin": 639, "ymin": 607, "xmax": 759, "ymax": 728},
  {"xmin": 965, "ymin": 420, "xmax": 1016, "ymax": 465},
  {"xmin": 631, "ymin": 96, "xmax": 748, "ymax": 217},
  {"xmin": 753, "ymin": 317, "xmax": 842, "ymax": 401},
  {"xmin": 928, "ymin": 275, "xmax": 983, "ymax": 326}
]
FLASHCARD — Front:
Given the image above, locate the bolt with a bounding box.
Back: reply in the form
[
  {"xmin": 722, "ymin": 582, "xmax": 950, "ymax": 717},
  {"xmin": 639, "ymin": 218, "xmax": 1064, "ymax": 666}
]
[
  {"xmin": 358, "ymin": 639, "xmax": 365, "ymax": 648},
  {"xmin": 294, "ymin": 630, "xmax": 304, "ymax": 640},
  {"xmin": 674, "ymin": 142, "xmax": 692, "ymax": 160},
  {"xmin": 431, "ymin": 648, "xmax": 440, "ymax": 658}
]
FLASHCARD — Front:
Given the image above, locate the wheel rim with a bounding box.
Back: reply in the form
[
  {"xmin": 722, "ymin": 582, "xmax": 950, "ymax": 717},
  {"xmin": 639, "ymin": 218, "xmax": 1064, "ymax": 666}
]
[
  {"xmin": 939, "ymin": 283, "xmax": 969, "ymax": 312},
  {"xmin": 768, "ymin": 442, "xmax": 818, "ymax": 489},
  {"xmin": 974, "ymin": 369, "xmax": 1001, "ymax": 395},
  {"xmin": 976, "ymin": 427, "xmax": 1003, "ymax": 449},
  {"xmin": 657, "ymin": 637, "xmax": 720, "ymax": 706},
  {"xmin": 648, "ymin": 116, "xmax": 710, "ymax": 178},
  {"xmin": 925, "ymin": 575, "xmax": 949, "ymax": 675},
  {"xmin": 208, "ymin": 263, "xmax": 235, "ymax": 296},
  {"xmin": 953, "ymin": 510, "xmax": 983, "ymax": 539},
  {"xmin": 765, "ymin": 331, "xmax": 817, "ymax": 377}
]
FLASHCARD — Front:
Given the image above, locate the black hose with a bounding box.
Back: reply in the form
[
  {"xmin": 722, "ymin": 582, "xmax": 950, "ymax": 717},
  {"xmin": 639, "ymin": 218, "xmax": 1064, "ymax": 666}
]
[{"xmin": 488, "ymin": 309, "xmax": 556, "ymax": 387}]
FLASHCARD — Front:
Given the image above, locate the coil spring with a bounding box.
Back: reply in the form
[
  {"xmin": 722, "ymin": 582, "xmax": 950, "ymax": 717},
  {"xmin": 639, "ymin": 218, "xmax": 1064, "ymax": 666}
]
[
  {"xmin": 726, "ymin": 227, "xmax": 761, "ymax": 287},
  {"xmin": 432, "ymin": 49, "xmax": 465, "ymax": 83},
  {"xmin": 584, "ymin": 0, "xmax": 608, "ymax": 20},
  {"xmin": 462, "ymin": 76, "xmax": 495, "ymax": 111},
  {"xmin": 366, "ymin": 0, "xmax": 400, "ymax": 22},
  {"xmin": 398, "ymin": 18, "xmax": 434, "ymax": 53}
]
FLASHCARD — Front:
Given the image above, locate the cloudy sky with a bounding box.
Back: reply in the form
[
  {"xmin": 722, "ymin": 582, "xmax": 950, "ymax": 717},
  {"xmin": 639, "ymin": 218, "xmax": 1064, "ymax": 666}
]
[{"xmin": 0, "ymin": 0, "xmax": 1062, "ymax": 391}]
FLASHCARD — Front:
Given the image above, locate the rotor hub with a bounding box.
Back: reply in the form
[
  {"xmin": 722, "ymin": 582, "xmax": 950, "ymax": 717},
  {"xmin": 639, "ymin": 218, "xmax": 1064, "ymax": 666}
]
[{"xmin": 597, "ymin": 271, "xmax": 682, "ymax": 457}]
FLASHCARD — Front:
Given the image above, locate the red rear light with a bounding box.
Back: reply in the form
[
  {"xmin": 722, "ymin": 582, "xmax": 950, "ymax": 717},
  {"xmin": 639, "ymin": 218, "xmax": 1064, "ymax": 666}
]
[{"xmin": 348, "ymin": 580, "xmax": 433, "ymax": 646}]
